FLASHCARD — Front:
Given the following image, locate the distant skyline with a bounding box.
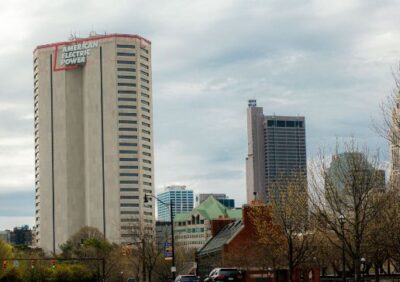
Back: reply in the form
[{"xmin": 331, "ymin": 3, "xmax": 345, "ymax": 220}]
[{"xmin": 0, "ymin": 0, "xmax": 399, "ymax": 229}]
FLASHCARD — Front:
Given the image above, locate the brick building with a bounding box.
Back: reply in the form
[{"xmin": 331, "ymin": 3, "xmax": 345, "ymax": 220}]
[{"xmin": 196, "ymin": 203, "xmax": 320, "ymax": 282}]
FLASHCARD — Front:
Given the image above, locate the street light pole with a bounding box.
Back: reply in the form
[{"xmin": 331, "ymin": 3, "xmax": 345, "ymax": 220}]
[
  {"xmin": 170, "ymin": 199, "xmax": 176, "ymax": 281},
  {"xmin": 339, "ymin": 215, "xmax": 346, "ymax": 282},
  {"xmin": 360, "ymin": 257, "xmax": 366, "ymax": 282},
  {"xmin": 144, "ymin": 193, "xmax": 176, "ymax": 281}
]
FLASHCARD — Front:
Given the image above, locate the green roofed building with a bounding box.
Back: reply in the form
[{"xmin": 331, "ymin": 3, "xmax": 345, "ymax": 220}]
[{"xmin": 174, "ymin": 196, "xmax": 242, "ymax": 250}]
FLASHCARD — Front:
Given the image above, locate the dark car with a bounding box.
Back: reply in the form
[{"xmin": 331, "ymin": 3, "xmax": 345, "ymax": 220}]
[
  {"xmin": 175, "ymin": 275, "xmax": 200, "ymax": 282},
  {"xmin": 204, "ymin": 268, "xmax": 244, "ymax": 282}
]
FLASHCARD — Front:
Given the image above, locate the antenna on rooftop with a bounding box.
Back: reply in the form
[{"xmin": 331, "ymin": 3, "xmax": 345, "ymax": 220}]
[{"xmin": 68, "ymin": 32, "xmax": 75, "ymax": 41}]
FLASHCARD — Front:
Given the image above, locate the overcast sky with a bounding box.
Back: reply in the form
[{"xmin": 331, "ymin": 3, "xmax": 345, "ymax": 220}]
[{"xmin": 0, "ymin": 0, "xmax": 399, "ymax": 229}]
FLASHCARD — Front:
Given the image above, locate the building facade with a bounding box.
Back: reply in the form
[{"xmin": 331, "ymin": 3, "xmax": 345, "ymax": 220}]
[
  {"xmin": 195, "ymin": 193, "xmax": 235, "ymax": 208},
  {"xmin": 33, "ymin": 33, "xmax": 155, "ymax": 252},
  {"xmin": 157, "ymin": 185, "xmax": 193, "ymax": 222},
  {"xmin": 9, "ymin": 226, "xmax": 33, "ymax": 246},
  {"xmin": 0, "ymin": 230, "xmax": 10, "ymax": 243},
  {"xmin": 155, "ymin": 221, "xmax": 171, "ymax": 251},
  {"xmin": 197, "ymin": 203, "xmax": 320, "ymax": 282},
  {"xmin": 174, "ymin": 196, "xmax": 241, "ymax": 250},
  {"xmin": 390, "ymin": 97, "xmax": 400, "ymax": 188},
  {"xmin": 246, "ymin": 100, "xmax": 307, "ymax": 203}
]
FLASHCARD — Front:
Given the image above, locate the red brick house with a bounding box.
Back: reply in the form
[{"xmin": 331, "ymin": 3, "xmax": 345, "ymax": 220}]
[{"xmin": 196, "ymin": 203, "xmax": 319, "ymax": 282}]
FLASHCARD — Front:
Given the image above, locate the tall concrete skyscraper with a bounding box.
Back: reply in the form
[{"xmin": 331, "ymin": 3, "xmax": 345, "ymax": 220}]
[
  {"xmin": 33, "ymin": 33, "xmax": 154, "ymax": 252},
  {"xmin": 245, "ymin": 100, "xmax": 307, "ymax": 203}
]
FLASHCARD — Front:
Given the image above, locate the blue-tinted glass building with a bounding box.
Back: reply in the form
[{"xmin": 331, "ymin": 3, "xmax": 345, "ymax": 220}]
[{"xmin": 157, "ymin": 185, "xmax": 194, "ymax": 222}]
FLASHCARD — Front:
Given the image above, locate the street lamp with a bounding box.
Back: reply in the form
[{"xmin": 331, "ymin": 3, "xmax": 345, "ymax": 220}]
[
  {"xmin": 144, "ymin": 193, "xmax": 176, "ymax": 281},
  {"xmin": 338, "ymin": 214, "xmax": 346, "ymax": 282},
  {"xmin": 360, "ymin": 257, "xmax": 366, "ymax": 282}
]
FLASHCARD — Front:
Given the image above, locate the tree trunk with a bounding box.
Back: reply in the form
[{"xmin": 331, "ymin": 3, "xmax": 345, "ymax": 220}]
[
  {"xmin": 288, "ymin": 238, "xmax": 293, "ymax": 282},
  {"xmin": 354, "ymin": 258, "xmax": 361, "ymax": 282},
  {"xmin": 374, "ymin": 263, "xmax": 380, "ymax": 282}
]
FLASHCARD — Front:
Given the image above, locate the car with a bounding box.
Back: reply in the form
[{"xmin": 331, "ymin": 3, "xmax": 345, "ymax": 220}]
[
  {"xmin": 175, "ymin": 275, "xmax": 200, "ymax": 282},
  {"xmin": 204, "ymin": 268, "xmax": 244, "ymax": 282}
]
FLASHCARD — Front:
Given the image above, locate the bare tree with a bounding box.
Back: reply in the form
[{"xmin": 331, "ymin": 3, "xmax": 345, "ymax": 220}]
[
  {"xmin": 309, "ymin": 141, "xmax": 387, "ymax": 282},
  {"xmin": 251, "ymin": 175, "xmax": 316, "ymax": 282},
  {"xmin": 123, "ymin": 222, "xmax": 163, "ymax": 282},
  {"xmin": 375, "ymin": 66, "xmax": 400, "ymax": 188},
  {"xmin": 271, "ymin": 177, "xmax": 317, "ymax": 282}
]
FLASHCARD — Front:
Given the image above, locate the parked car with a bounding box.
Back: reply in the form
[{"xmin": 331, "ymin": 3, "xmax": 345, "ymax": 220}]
[
  {"xmin": 204, "ymin": 268, "xmax": 244, "ymax": 282},
  {"xmin": 175, "ymin": 275, "xmax": 200, "ymax": 282}
]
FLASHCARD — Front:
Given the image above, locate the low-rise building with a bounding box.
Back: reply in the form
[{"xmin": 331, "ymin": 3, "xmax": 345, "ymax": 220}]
[
  {"xmin": 0, "ymin": 230, "xmax": 10, "ymax": 242},
  {"xmin": 10, "ymin": 225, "xmax": 32, "ymax": 246},
  {"xmin": 174, "ymin": 196, "xmax": 241, "ymax": 250},
  {"xmin": 196, "ymin": 203, "xmax": 320, "ymax": 282}
]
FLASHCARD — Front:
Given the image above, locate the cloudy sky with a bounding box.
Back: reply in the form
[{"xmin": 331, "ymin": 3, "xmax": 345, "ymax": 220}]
[{"xmin": 0, "ymin": 0, "xmax": 399, "ymax": 229}]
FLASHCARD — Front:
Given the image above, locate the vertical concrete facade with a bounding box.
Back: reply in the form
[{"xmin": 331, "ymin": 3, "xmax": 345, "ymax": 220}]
[
  {"xmin": 245, "ymin": 100, "xmax": 307, "ymax": 203},
  {"xmin": 33, "ymin": 34, "xmax": 155, "ymax": 252}
]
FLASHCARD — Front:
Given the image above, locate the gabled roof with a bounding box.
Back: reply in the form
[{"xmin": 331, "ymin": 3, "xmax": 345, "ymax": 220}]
[
  {"xmin": 174, "ymin": 196, "xmax": 242, "ymax": 222},
  {"xmin": 197, "ymin": 220, "xmax": 243, "ymax": 256}
]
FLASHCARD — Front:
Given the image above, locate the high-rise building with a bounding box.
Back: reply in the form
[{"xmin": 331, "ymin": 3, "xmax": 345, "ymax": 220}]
[
  {"xmin": 157, "ymin": 185, "xmax": 193, "ymax": 222},
  {"xmin": 245, "ymin": 100, "xmax": 307, "ymax": 203},
  {"xmin": 195, "ymin": 193, "xmax": 235, "ymax": 208},
  {"xmin": 325, "ymin": 152, "xmax": 385, "ymax": 199},
  {"xmin": 33, "ymin": 33, "xmax": 154, "ymax": 252}
]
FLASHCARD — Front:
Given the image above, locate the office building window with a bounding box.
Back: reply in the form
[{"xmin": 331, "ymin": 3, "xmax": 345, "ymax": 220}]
[
  {"xmin": 117, "ymin": 52, "xmax": 135, "ymax": 57},
  {"xmin": 117, "ymin": 44, "xmax": 135, "ymax": 49},
  {"xmin": 117, "ymin": 67, "xmax": 136, "ymax": 72},
  {"xmin": 117, "ymin": 60, "xmax": 135, "ymax": 65}
]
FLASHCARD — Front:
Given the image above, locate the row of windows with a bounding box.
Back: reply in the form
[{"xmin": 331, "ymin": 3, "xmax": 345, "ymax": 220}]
[
  {"xmin": 121, "ymin": 195, "xmax": 139, "ymax": 199},
  {"xmin": 119, "ymin": 120, "xmax": 137, "ymax": 124},
  {"xmin": 118, "ymin": 129, "xmax": 152, "ymax": 138},
  {"xmin": 119, "ymin": 135, "xmax": 137, "ymax": 139},
  {"xmin": 177, "ymin": 241, "xmax": 206, "ymax": 246},
  {"xmin": 117, "ymin": 61, "xmax": 150, "ymax": 71},
  {"xmin": 118, "ymin": 105, "xmax": 151, "ymax": 113},
  {"xmin": 120, "ymin": 173, "xmax": 138, "ymax": 176},
  {"xmin": 266, "ymin": 120, "xmax": 304, "ymax": 128},
  {"xmin": 117, "ymin": 44, "xmax": 135, "ymax": 49},
  {"xmin": 118, "ymin": 105, "xmax": 136, "ymax": 110},
  {"xmin": 117, "ymin": 52, "xmax": 135, "ymax": 57},
  {"xmin": 120, "ymin": 188, "xmax": 139, "ymax": 192},
  {"xmin": 176, "ymin": 233, "xmax": 205, "ymax": 239},
  {"xmin": 118, "ymin": 75, "xmax": 136, "ymax": 79},
  {"xmin": 120, "ymin": 180, "xmax": 138, "ymax": 184},
  {"xmin": 121, "ymin": 218, "xmax": 138, "ymax": 223},
  {"xmin": 117, "ymin": 60, "xmax": 135, "ymax": 65},
  {"xmin": 119, "ymin": 127, "xmax": 137, "ymax": 131},
  {"xmin": 118, "ymin": 90, "xmax": 136, "ymax": 94},
  {"xmin": 118, "ymin": 67, "xmax": 135, "ymax": 72},
  {"xmin": 119, "ymin": 142, "xmax": 137, "ymax": 146},
  {"xmin": 118, "ymin": 82, "xmax": 136, "ymax": 87},
  {"xmin": 121, "ymin": 203, "xmax": 139, "ymax": 207},
  {"xmin": 119, "ymin": 112, "xmax": 136, "ymax": 117},
  {"xmin": 121, "ymin": 210, "xmax": 139, "ymax": 214}
]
